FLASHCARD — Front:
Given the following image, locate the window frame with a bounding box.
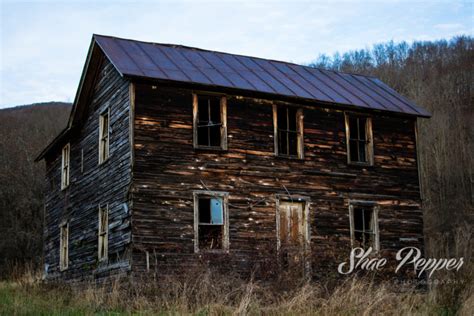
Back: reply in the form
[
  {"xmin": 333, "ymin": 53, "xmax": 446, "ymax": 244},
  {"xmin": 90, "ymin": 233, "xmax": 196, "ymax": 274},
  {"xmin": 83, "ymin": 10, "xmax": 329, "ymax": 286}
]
[
  {"xmin": 348, "ymin": 201, "xmax": 380, "ymax": 252},
  {"xmin": 98, "ymin": 108, "xmax": 110, "ymax": 164},
  {"xmin": 193, "ymin": 191, "xmax": 229, "ymax": 253},
  {"xmin": 98, "ymin": 204, "xmax": 109, "ymax": 262},
  {"xmin": 61, "ymin": 143, "xmax": 70, "ymax": 190},
  {"xmin": 192, "ymin": 93, "xmax": 228, "ymax": 150},
  {"xmin": 344, "ymin": 113, "xmax": 374, "ymax": 166},
  {"xmin": 59, "ymin": 221, "xmax": 69, "ymax": 271},
  {"xmin": 273, "ymin": 105, "xmax": 304, "ymax": 159}
]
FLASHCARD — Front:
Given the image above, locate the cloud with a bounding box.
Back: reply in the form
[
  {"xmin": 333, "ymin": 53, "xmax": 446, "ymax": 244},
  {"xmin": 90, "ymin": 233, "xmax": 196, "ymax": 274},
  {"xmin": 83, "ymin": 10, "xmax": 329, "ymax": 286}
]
[{"xmin": 0, "ymin": 1, "xmax": 472, "ymax": 108}]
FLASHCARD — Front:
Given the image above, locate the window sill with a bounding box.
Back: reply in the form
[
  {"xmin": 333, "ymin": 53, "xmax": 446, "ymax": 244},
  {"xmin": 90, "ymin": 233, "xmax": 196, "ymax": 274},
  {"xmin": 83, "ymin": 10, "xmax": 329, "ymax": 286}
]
[
  {"xmin": 196, "ymin": 249, "xmax": 229, "ymax": 254},
  {"xmin": 347, "ymin": 161, "xmax": 373, "ymax": 167},
  {"xmin": 98, "ymin": 157, "xmax": 110, "ymax": 166},
  {"xmin": 194, "ymin": 146, "xmax": 227, "ymax": 153},
  {"xmin": 275, "ymin": 154, "xmax": 304, "ymax": 161}
]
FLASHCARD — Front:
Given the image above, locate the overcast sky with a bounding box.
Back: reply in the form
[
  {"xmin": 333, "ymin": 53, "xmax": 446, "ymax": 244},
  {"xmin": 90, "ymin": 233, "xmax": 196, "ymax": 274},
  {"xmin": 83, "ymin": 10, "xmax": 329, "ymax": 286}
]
[{"xmin": 0, "ymin": 0, "xmax": 472, "ymax": 108}]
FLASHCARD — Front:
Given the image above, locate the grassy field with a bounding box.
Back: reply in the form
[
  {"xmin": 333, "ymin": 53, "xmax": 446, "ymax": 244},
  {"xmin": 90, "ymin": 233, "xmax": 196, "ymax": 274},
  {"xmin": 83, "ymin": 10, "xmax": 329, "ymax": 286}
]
[{"xmin": 1, "ymin": 269, "xmax": 473, "ymax": 316}]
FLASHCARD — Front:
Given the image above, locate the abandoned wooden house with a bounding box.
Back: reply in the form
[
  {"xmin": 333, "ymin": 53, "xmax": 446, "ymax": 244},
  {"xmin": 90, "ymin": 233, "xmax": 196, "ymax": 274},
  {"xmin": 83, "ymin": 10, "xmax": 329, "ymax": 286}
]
[{"xmin": 36, "ymin": 34, "xmax": 430, "ymax": 281}]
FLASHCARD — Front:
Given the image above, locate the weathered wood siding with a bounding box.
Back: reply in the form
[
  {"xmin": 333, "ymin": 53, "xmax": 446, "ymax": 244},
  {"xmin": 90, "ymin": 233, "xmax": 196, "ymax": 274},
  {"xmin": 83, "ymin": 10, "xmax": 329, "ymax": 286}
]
[
  {"xmin": 131, "ymin": 83, "xmax": 423, "ymax": 277},
  {"xmin": 43, "ymin": 58, "xmax": 132, "ymax": 281}
]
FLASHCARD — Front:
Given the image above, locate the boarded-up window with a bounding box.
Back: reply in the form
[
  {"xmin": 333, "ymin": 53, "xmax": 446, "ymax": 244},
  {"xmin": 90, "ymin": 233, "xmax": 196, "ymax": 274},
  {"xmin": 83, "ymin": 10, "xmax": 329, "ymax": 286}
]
[
  {"xmin": 274, "ymin": 105, "xmax": 304, "ymax": 158},
  {"xmin": 349, "ymin": 204, "xmax": 379, "ymax": 251},
  {"xmin": 194, "ymin": 192, "xmax": 229, "ymax": 252},
  {"xmin": 61, "ymin": 143, "xmax": 70, "ymax": 190},
  {"xmin": 99, "ymin": 110, "xmax": 110, "ymax": 164},
  {"xmin": 98, "ymin": 204, "xmax": 108, "ymax": 261},
  {"xmin": 193, "ymin": 94, "xmax": 227, "ymax": 149},
  {"xmin": 345, "ymin": 114, "xmax": 373, "ymax": 165},
  {"xmin": 59, "ymin": 222, "xmax": 69, "ymax": 270}
]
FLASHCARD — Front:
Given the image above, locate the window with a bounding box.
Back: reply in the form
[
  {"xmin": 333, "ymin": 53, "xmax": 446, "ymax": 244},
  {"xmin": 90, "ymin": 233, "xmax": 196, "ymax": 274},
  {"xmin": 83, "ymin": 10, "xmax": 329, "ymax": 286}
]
[
  {"xmin": 61, "ymin": 143, "xmax": 70, "ymax": 190},
  {"xmin": 345, "ymin": 114, "xmax": 373, "ymax": 165},
  {"xmin": 273, "ymin": 105, "xmax": 304, "ymax": 158},
  {"xmin": 99, "ymin": 110, "xmax": 110, "ymax": 164},
  {"xmin": 193, "ymin": 192, "xmax": 229, "ymax": 252},
  {"xmin": 98, "ymin": 204, "xmax": 108, "ymax": 261},
  {"xmin": 193, "ymin": 94, "xmax": 227, "ymax": 149},
  {"xmin": 349, "ymin": 203, "xmax": 379, "ymax": 251},
  {"xmin": 59, "ymin": 222, "xmax": 69, "ymax": 270}
]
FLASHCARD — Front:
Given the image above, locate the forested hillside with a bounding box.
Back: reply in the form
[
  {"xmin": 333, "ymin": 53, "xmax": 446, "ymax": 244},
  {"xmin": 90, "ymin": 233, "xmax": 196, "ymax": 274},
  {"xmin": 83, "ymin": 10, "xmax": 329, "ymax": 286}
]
[
  {"xmin": 310, "ymin": 35, "xmax": 473, "ymax": 258},
  {"xmin": 0, "ymin": 36, "xmax": 471, "ymax": 279},
  {"xmin": 0, "ymin": 102, "xmax": 71, "ymax": 276}
]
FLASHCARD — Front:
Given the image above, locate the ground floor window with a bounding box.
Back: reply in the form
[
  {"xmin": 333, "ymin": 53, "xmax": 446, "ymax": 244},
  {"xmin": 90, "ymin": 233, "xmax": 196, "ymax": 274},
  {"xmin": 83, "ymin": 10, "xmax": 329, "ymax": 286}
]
[
  {"xmin": 193, "ymin": 191, "xmax": 229, "ymax": 252},
  {"xmin": 349, "ymin": 202, "xmax": 380, "ymax": 251},
  {"xmin": 59, "ymin": 222, "xmax": 69, "ymax": 270}
]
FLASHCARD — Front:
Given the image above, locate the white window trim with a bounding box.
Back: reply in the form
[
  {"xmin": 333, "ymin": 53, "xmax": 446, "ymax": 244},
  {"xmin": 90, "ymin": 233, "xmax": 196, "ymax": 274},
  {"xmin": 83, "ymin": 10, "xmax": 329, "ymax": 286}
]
[
  {"xmin": 98, "ymin": 108, "xmax": 110, "ymax": 164},
  {"xmin": 61, "ymin": 143, "xmax": 70, "ymax": 190},
  {"xmin": 273, "ymin": 105, "xmax": 304, "ymax": 159},
  {"xmin": 192, "ymin": 93, "xmax": 228, "ymax": 150},
  {"xmin": 193, "ymin": 191, "xmax": 229, "ymax": 253},
  {"xmin": 349, "ymin": 202, "xmax": 380, "ymax": 252},
  {"xmin": 59, "ymin": 221, "xmax": 69, "ymax": 271},
  {"xmin": 98, "ymin": 204, "xmax": 109, "ymax": 261},
  {"xmin": 344, "ymin": 113, "xmax": 374, "ymax": 166}
]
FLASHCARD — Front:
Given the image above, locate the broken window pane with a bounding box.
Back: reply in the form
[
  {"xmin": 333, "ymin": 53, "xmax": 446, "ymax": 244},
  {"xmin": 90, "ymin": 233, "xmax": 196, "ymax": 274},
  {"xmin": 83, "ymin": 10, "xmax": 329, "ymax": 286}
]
[
  {"xmin": 198, "ymin": 196, "xmax": 225, "ymax": 250},
  {"xmin": 198, "ymin": 198, "xmax": 211, "ymax": 223},
  {"xmin": 198, "ymin": 226, "xmax": 223, "ymax": 249}
]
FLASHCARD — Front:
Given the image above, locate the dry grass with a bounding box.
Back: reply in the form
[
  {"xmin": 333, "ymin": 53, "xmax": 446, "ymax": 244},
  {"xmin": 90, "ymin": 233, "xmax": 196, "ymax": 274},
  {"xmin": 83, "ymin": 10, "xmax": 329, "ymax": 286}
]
[
  {"xmin": 2, "ymin": 225, "xmax": 472, "ymax": 315},
  {"xmin": 1, "ymin": 266, "xmax": 473, "ymax": 316}
]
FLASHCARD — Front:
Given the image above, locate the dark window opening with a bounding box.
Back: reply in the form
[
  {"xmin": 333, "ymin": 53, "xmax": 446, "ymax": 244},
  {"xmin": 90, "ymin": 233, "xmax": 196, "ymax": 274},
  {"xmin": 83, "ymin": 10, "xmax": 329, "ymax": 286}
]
[
  {"xmin": 197, "ymin": 96, "xmax": 222, "ymax": 147},
  {"xmin": 277, "ymin": 106, "xmax": 299, "ymax": 156},
  {"xmin": 348, "ymin": 116, "xmax": 369, "ymax": 163},
  {"xmin": 198, "ymin": 197, "xmax": 224, "ymax": 250},
  {"xmin": 353, "ymin": 207, "xmax": 375, "ymax": 249}
]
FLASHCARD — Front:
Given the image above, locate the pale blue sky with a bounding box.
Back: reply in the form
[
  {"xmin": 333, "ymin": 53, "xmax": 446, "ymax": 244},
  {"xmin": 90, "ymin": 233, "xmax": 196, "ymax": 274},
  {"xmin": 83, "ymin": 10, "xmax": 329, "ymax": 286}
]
[{"xmin": 0, "ymin": 0, "xmax": 472, "ymax": 108}]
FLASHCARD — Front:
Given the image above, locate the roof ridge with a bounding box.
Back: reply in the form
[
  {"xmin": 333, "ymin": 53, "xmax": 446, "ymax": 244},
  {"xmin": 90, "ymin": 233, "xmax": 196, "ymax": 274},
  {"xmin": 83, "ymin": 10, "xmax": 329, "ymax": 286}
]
[{"xmin": 92, "ymin": 34, "xmax": 379, "ymax": 80}]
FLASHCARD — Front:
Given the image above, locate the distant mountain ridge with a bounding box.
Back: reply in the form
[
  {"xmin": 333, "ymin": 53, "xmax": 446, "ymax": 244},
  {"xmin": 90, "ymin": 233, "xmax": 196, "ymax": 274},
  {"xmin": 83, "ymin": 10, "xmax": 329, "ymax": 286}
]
[
  {"xmin": 0, "ymin": 101, "xmax": 72, "ymax": 112},
  {"xmin": 0, "ymin": 101, "xmax": 72, "ymax": 277}
]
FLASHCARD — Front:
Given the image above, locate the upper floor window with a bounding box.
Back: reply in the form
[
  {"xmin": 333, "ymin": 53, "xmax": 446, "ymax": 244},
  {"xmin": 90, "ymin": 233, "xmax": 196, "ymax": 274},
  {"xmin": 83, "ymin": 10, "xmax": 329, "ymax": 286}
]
[
  {"xmin": 349, "ymin": 203, "xmax": 380, "ymax": 251},
  {"xmin": 193, "ymin": 94, "xmax": 227, "ymax": 150},
  {"xmin": 345, "ymin": 114, "xmax": 373, "ymax": 165},
  {"xmin": 273, "ymin": 105, "xmax": 304, "ymax": 158},
  {"xmin": 99, "ymin": 110, "xmax": 110, "ymax": 164},
  {"xmin": 61, "ymin": 143, "xmax": 70, "ymax": 190},
  {"xmin": 59, "ymin": 221, "xmax": 69, "ymax": 270},
  {"xmin": 98, "ymin": 204, "xmax": 108, "ymax": 261},
  {"xmin": 193, "ymin": 191, "xmax": 229, "ymax": 252}
]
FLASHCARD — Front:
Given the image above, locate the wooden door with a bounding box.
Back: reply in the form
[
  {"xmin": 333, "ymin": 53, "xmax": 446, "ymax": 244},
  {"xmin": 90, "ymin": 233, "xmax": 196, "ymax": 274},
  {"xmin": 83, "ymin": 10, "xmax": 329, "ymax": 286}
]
[{"xmin": 278, "ymin": 201, "xmax": 307, "ymax": 271}]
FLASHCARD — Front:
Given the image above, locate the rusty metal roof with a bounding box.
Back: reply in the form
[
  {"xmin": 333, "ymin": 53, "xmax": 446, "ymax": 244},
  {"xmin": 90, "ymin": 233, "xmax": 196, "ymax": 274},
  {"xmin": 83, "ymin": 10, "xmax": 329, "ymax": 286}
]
[{"xmin": 94, "ymin": 34, "xmax": 429, "ymax": 117}]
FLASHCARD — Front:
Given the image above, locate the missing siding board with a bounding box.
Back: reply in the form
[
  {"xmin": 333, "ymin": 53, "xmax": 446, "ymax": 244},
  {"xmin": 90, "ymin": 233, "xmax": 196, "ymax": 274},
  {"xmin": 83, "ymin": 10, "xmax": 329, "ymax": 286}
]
[
  {"xmin": 273, "ymin": 105, "xmax": 304, "ymax": 159},
  {"xmin": 80, "ymin": 148, "xmax": 84, "ymax": 174},
  {"xmin": 193, "ymin": 191, "xmax": 229, "ymax": 252},
  {"xmin": 193, "ymin": 94, "xmax": 227, "ymax": 150},
  {"xmin": 345, "ymin": 113, "xmax": 374, "ymax": 165}
]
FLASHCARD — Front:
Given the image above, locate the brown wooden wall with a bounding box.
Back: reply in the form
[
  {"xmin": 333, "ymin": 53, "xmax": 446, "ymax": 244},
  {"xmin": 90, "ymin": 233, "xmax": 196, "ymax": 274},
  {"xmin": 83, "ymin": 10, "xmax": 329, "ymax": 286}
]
[
  {"xmin": 131, "ymin": 83, "xmax": 423, "ymax": 277},
  {"xmin": 43, "ymin": 58, "xmax": 132, "ymax": 281}
]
